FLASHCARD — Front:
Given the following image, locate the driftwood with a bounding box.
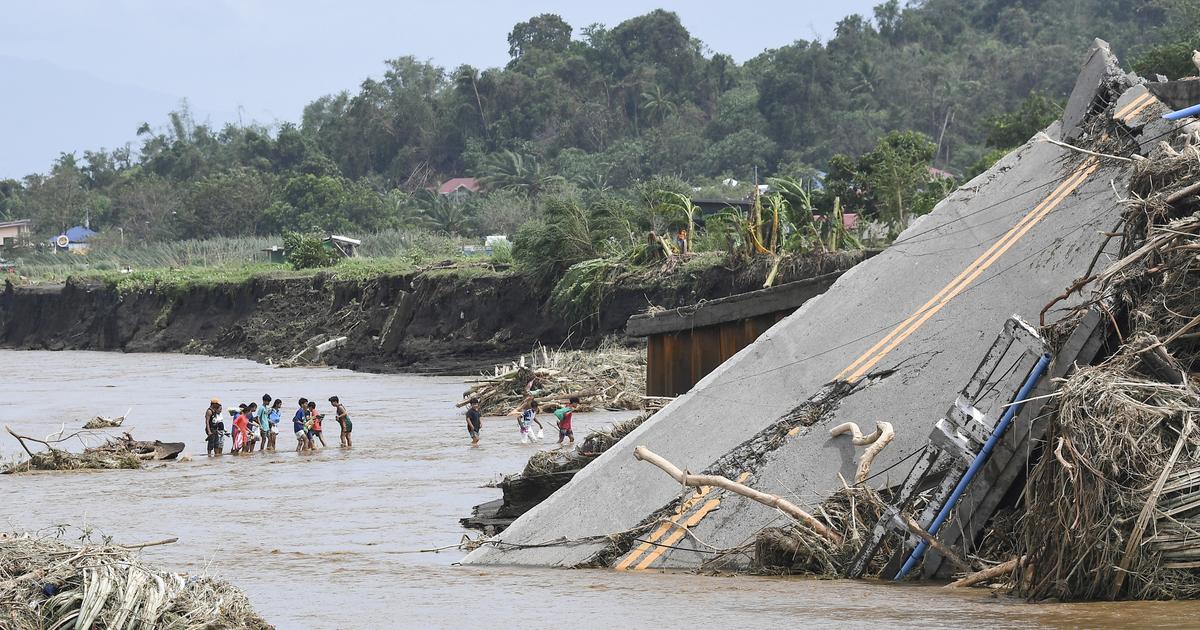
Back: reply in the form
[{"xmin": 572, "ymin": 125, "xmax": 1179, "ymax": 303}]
[
  {"xmin": 829, "ymin": 421, "xmax": 896, "ymax": 483},
  {"xmin": 946, "ymin": 557, "xmax": 1023, "ymax": 588},
  {"xmin": 3, "ymin": 426, "xmax": 184, "ymax": 473},
  {"xmin": 633, "ymin": 445, "xmax": 842, "ymax": 544},
  {"xmin": 896, "ymin": 512, "xmax": 971, "ymax": 571}
]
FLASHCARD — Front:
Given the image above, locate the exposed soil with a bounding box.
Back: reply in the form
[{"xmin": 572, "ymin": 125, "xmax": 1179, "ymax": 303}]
[{"xmin": 0, "ymin": 253, "xmax": 865, "ymax": 374}]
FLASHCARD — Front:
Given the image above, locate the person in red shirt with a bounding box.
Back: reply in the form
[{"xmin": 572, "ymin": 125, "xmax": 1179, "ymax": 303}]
[
  {"xmin": 231, "ymin": 406, "xmax": 250, "ymax": 455},
  {"xmin": 555, "ymin": 397, "xmax": 578, "ymax": 445}
]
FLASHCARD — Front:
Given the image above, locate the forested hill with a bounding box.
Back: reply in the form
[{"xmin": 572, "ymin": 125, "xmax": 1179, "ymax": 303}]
[{"xmin": 1, "ymin": 0, "xmax": 1197, "ymax": 241}]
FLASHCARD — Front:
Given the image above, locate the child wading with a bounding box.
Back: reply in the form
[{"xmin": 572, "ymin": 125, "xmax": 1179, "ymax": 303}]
[
  {"xmin": 517, "ymin": 398, "xmax": 543, "ymax": 444},
  {"xmin": 293, "ymin": 398, "xmax": 310, "ymax": 452},
  {"xmin": 267, "ymin": 398, "xmax": 282, "ymax": 451},
  {"xmin": 257, "ymin": 394, "xmax": 272, "ymax": 452},
  {"xmin": 231, "ymin": 406, "xmax": 250, "ymax": 455},
  {"xmin": 307, "ymin": 401, "xmax": 326, "ymax": 447},
  {"xmin": 466, "ymin": 398, "xmax": 482, "ymax": 445},
  {"xmin": 554, "ymin": 397, "xmax": 577, "ymax": 445},
  {"xmin": 204, "ymin": 398, "xmax": 224, "ymax": 456},
  {"xmin": 330, "ymin": 396, "xmax": 353, "ymax": 448},
  {"xmin": 243, "ymin": 403, "xmax": 259, "ymax": 453}
]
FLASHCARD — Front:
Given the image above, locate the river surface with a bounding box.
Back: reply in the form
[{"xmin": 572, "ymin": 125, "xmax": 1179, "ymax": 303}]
[{"xmin": 2, "ymin": 350, "xmax": 1198, "ymax": 629}]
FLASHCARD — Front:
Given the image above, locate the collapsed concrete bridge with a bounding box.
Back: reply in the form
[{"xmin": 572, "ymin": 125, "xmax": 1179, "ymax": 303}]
[{"xmin": 464, "ymin": 40, "xmax": 1185, "ymax": 573}]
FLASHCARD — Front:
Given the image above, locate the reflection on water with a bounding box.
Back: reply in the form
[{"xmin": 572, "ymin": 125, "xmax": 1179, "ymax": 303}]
[{"xmin": 1, "ymin": 350, "xmax": 1196, "ymax": 629}]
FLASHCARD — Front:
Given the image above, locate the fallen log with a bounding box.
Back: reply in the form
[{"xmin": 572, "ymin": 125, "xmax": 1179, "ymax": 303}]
[
  {"xmin": 945, "ymin": 556, "xmax": 1023, "ymax": 588},
  {"xmin": 633, "ymin": 445, "xmax": 842, "ymax": 544}
]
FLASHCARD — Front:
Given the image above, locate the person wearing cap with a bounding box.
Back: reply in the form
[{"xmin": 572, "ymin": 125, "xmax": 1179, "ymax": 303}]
[{"xmin": 204, "ymin": 398, "xmax": 225, "ymax": 456}]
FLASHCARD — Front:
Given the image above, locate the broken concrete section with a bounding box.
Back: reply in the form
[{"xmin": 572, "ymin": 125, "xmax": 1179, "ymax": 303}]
[
  {"xmin": 464, "ymin": 43, "xmax": 1146, "ymax": 570},
  {"xmin": 1062, "ymin": 38, "xmax": 1126, "ymax": 142}
]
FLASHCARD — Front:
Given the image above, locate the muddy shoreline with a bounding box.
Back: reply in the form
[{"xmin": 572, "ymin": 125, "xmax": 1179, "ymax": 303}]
[{"xmin": 0, "ymin": 255, "xmax": 865, "ymax": 374}]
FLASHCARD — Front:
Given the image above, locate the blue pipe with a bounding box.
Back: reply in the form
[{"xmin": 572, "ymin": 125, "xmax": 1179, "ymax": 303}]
[
  {"xmin": 893, "ymin": 351, "xmax": 1053, "ymax": 581},
  {"xmin": 1163, "ymin": 103, "xmax": 1200, "ymax": 121}
]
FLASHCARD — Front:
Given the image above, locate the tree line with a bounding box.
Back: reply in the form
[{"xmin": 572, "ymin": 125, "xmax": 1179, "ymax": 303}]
[{"xmin": 0, "ymin": 0, "xmax": 1194, "ymax": 244}]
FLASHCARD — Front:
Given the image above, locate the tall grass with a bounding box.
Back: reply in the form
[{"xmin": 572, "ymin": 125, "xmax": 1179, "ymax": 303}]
[{"xmin": 12, "ymin": 229, "xmax": 474, "ymax": 282}]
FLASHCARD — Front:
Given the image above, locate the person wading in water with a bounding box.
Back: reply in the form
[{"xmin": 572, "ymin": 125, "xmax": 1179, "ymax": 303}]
[{"xmin": 204, "ymin": 398, "xmax": 224, "ymax": 456}]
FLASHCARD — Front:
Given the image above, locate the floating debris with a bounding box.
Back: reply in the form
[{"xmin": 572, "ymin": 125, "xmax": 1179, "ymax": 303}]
[
  {"xmin": 3, "ymin": 427, "xmax": 185, "ymax": 474},
  {"xmin": 0, "ymin": 532, "xmax": 271, "ymax": 629}
]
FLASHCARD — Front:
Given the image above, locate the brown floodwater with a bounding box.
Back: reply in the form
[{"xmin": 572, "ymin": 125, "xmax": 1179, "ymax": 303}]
[{"xmin": 2, "ymin": 349, "xmax": 1198, "ymax": 629}]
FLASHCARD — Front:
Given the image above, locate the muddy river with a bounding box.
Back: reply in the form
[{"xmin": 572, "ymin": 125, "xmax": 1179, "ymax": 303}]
[{"xmin": 2, "ymin": 350, "xmax": 1197, "ymax": 628}]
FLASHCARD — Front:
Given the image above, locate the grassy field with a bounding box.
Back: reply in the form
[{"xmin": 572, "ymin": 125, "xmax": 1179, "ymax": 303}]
[{"xmin": 3, "ymin": 229, "xmax": 508, "ymax": 293}]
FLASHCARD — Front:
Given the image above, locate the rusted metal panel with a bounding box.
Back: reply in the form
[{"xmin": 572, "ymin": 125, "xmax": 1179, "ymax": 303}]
[{"xmin": 645, "ymin": 309, "xmax": 796, "ymax": 397}]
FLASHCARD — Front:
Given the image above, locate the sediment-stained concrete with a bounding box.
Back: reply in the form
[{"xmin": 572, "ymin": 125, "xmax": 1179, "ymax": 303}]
[{"xmin": 465, "ymin": 49, "xmax": 1138, "ymax": 569}]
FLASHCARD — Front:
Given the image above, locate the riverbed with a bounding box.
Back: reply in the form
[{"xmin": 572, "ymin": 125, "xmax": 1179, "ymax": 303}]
[{"xmin": 1, "ymin": 350, "xmax": 1196, "ymax": 628}]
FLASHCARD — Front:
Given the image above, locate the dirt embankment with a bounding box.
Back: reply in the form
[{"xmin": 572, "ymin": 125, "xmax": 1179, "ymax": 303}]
[{"xmin": 0, "ymin": 255, "xmax": 863, "ymax": 373}]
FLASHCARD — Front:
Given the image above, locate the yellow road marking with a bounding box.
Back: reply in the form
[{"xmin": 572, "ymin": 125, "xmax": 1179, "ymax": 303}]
[
  {"xmin": 615, "ymin": 486, "xmax": 713, "ymax": 571},
  {"xmin": 1121, "ymin": 97, "xmax": 1156, "ymax": 122},
  {"xmin": 843, "ymin": 158, "xmax": 1098, "ymax": 383},
  {"xmin": 617, "ymin": 472, "xmax": 750, "ymax": 571},
  {"xmin": 618, "ymin": 159, "xmax": 1099, "ymax": 571},
  {"xmin": 632, "ymin": 498, "xmax": 722, "ymax": 570},
  {"xmin": 834, "ymin": 158, "xmax": 1096, "ymax": 382},
  {"xmin": 1113, "ymin": 91, "xmax": 1153, "ymax": 120}
]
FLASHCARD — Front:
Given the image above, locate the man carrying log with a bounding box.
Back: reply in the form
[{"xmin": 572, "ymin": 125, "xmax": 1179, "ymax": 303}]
[{"xmin": 204, "ymin": 398, "xmax": 224, "ymax": 456}]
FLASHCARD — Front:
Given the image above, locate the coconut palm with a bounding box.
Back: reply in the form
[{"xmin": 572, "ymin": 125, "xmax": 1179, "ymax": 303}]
[{"xmin": 477, "ymin": 150, "xmax": 565, "ymax": 198}]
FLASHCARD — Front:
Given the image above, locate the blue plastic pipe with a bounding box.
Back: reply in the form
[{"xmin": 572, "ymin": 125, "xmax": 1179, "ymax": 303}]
[
  {"xmin": 1163, "ymin": 103, "xmax": 1200, "ymax": 121},
  {"xmin": 893, "ymin": 352, "xmax": 1053, "ymax": 581}
]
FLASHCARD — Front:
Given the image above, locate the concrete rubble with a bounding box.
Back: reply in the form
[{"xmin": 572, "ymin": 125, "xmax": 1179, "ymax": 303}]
[{"xmin": 464, "ymin": 39, "xmax": 1198, "ymax": 592}]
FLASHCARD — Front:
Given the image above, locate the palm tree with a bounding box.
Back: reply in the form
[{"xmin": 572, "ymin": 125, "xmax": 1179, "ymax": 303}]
[
  {"xmin": 640, "ymin": 85, "xmax": 676, "ymax": 124},
  {"xmin": 405, "ymin": 189, "xmax": 472, "ymax": 234},
  {"xmin": 477, "ymin": 150, "xmax": 565, "ymax": 198}
]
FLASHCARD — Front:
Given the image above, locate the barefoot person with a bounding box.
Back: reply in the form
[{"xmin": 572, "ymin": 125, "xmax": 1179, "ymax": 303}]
[
  {"xmin": 293, "ymin": 398, "xmax": 310, "ymax": 452},
  {"xmin": 243, "ymin": 403, "xmax": 259, "ymax": 453},
  {"xmin": 466, "ymin": 398, "xmax": 482, "ymax": 445},
  {"xmin": 330, "ymin": 396, "xmax": 353, "ymax": 448},
  {"xmin": 231, "ymin": 406, "xmax": 250, "ymax": 455},
  {"xmin": 204, "ymin": 398, "xmax": 224, "ymax": 456}
]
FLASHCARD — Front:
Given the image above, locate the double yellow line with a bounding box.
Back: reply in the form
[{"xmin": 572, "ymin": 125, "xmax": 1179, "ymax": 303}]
[
  {"xmin": 614, "ymin": 472, "xmax": 749, "ymax": 571},
  {"xmin": 1114, "ymin": 90, "xmax": 1156, "ymax": 122},
  {"xmin": 615, "ymin": 157, "xmax": 1100, "ymax": 571},
  {"xmin": 832, "ymin": 156, "xmax": 1099, "ymax": 384}
]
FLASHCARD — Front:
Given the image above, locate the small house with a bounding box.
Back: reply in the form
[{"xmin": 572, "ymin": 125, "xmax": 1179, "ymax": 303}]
[
  {"xmin": 323, "ymin": 235, "xmax": 361, "ymax": 258},
  {"xmin": 0, "ymin": 219, "xmax": 31, "ymax": 248},
  {"xmin": 438, "ymin": 177, "xmax": 481, "ymax": 202}
]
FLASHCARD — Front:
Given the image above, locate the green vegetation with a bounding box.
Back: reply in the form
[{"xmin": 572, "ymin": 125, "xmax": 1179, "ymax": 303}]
[
  {"xmin": 1, "ymin": 1, "xmax": 1192, "ymax": 308},
  {"xmin": 282, "ymin": 232, "xmax": 339, "ymax": 270}
]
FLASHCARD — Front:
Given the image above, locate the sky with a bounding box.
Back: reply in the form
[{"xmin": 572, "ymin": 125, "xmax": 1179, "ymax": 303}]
[{"xmin": 0, "ymin": 0, "xmax": 879, "ymax": 179}]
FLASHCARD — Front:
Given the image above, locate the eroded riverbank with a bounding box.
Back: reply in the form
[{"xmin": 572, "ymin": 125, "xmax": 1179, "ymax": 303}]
[{"xmin": 2, "ymin": 350, "xmax": 1197, "ymax": 629}]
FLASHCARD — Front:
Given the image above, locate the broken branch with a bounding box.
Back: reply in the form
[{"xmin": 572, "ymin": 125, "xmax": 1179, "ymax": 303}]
[
  {"xmin": 945, "ymin": 556, "xmax": 1023, "ymax": 588},
  {"xmin": 633, "ymin": 445, "xmax": 842, "ymax": 544}
]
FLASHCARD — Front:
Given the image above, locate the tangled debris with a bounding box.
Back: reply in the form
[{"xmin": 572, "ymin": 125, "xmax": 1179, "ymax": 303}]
[
  {"xmin": 3, "ymin": 427, "xmax": 184, "ymax": 474},
  {"xmin": 0, "ymin": 532, "xmax": 271, "ymax": 629},
  {"xmin": 460, "ymin": 341, "xmax": 646, "ymax": 416},
  {"xmin": 1014, "ymin": 125, "xmax": 1200, "ymax": 600},
  {"xmin": 82, "ymin": 414, "xmax": 125, "ymax": 430}
]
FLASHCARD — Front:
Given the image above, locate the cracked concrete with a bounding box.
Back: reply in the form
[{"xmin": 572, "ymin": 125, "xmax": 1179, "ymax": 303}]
[{"xmin": 464, "ymin": 47, "xmax": 1133, "ymax": 570}]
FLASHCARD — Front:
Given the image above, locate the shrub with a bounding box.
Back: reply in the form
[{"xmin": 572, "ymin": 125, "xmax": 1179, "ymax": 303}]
[{"xmin": 283, "ymin": 232, "xmax": 338, "ymax": 270}]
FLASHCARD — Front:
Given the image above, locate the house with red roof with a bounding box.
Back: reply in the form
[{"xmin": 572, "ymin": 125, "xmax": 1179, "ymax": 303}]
[{"xmin": 438, "ymin": 177, "xmax": 482, "ymax": 201}]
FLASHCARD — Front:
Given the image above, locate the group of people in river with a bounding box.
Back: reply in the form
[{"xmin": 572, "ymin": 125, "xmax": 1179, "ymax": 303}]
[
  {"xmin": 203, "ymin": 394, "xmax": 352, "ymax": 456},
  {"xmin": 463, "ymin": 396, "xmax": 577, "ymax": 446}
]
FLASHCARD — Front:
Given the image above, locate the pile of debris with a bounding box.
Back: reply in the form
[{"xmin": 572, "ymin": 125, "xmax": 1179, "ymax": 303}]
[
  {"xmin": 462, "ymin": 411, "xmax": 654, "ymax": 534},
  {"xmin": 3, "ymin": 427, "xmax": 184, "ymax": 474},
  {"xmin": 82, "ymin": 413, "xmax": 125, "ymax": 429},
  {"xmin": 460, "ymin": 342, "xmax": 646, "ymax": 416},
  {"xmin": 0, "ymin": 532, "xmax": 270, "ymax": 629},
  {"xmin": 1012, "ymin": 121, "xmax": 1200, "ymax": 600}
]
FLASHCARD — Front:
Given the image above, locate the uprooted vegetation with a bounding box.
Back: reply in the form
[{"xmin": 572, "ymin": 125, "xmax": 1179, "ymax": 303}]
[
  {"xmin": 461, "ymin": 342, "xmax": 646, "ymax": 416},
  {"xmin": 3, "ymin": 427, "xmax": 184, "ymax": 474},
  {"xmin": 0, "ymin": 531, "xmax": 270, "ymax": 629}
]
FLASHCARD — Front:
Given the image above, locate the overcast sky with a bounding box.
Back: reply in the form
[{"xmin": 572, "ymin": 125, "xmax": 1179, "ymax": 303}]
[{"xmin": 0, "ymin": 0, "xmax": 879, "ymax": 179}]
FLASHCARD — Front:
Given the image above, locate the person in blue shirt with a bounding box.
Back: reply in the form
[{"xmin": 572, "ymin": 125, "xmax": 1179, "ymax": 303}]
[
  {"xmin": 256, "ymin": 394, "xmax": 272, "ymax": 452},
  {"xmin": 293, "ymin": 397, "xmax": 311, "ymax": 452},
  {"xmin": 267, "ymin": 398, "xmax": 283, "ymax": 451}
]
